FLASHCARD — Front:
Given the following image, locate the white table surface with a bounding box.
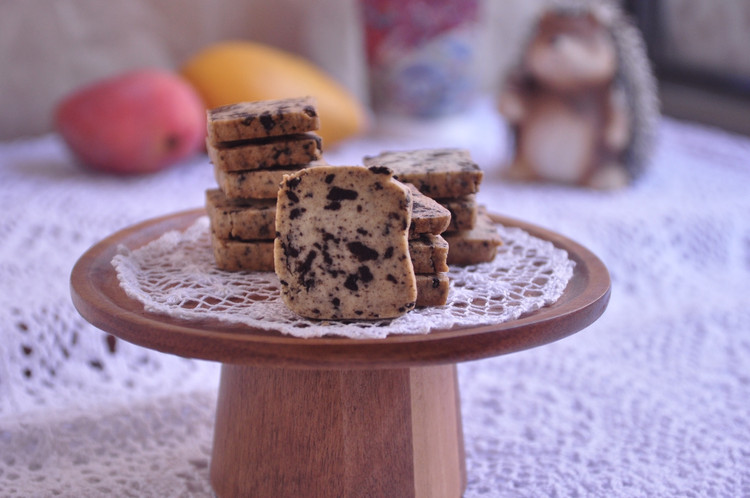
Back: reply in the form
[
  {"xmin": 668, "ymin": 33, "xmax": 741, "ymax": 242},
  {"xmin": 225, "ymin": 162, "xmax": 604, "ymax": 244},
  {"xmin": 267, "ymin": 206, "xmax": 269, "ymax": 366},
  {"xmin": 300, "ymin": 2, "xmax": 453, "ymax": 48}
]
[{"xmin": 1, "ymin": 99, "xmax": 748, "ymax": 496}]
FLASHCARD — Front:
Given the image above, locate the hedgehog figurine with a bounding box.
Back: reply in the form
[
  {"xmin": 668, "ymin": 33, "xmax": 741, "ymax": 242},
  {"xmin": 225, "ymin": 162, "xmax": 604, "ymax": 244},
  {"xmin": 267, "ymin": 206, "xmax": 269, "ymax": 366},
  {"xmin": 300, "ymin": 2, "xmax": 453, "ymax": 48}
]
[{"xmin": 498, "ymin": 1, "xmax": 659, "ymax": 189}]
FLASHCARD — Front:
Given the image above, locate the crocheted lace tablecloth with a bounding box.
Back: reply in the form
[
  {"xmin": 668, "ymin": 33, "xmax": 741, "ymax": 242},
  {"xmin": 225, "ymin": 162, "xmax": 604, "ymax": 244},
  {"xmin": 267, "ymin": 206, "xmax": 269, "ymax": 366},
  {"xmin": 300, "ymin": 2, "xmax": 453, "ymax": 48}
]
[{"xmin": 1, "ymin": 100, "xmax": 749, "ymax": 496}]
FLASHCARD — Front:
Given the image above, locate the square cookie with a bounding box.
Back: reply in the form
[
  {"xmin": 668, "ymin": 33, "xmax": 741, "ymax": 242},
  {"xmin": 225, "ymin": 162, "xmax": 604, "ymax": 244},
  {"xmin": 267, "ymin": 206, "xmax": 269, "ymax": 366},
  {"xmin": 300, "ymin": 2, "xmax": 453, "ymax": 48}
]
[
  {"xmin": 207, "ymin": 96, "xmax": 319, "ymax": 143},
  {"xmin": 214, "ymin": 162, "xmax": 321, "ymax": 200},
  {"xmin": 210, "ymin": 234, "xmax": 275, "ymax": 272},
  {"xmin": 409, "ymin": 234, "xmax": 449, "ymax": 273},
  {"xmin": 205, "ymin": 189, "xmax": 277, "ymax": 240},
  {"xmin": 415, "ymin": 273, "xmax": 450, "ymax": 307},
  {"xmin": 443, "ymin": 208, "xmax": 503, "ymax": 265},
  {"xmin": 440, "ymin": 194, "xmax": 477, "ymax": 232},
  {"xmin": 207, "ymin": 133, "xmax": 322, "ymax": 172},
  {"xmin": 363, "ymin": 148, "xmax": 482, "ymax": 198},
  {"xmin": 406, "ymin": 183, "xmax": 451, "ymax": 237},
  {"xmin": 275, "ymin": 165, "xmax": 417, "ymax": 320}
]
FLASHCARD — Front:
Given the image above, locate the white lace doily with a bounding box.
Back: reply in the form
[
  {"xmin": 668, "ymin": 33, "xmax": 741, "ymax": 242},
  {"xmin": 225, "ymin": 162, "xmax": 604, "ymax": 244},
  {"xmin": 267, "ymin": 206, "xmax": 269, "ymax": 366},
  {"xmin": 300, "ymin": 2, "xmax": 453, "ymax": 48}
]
[{"xmin": 111, "ymin": 216, "xmax": 575, "ymax": 339}]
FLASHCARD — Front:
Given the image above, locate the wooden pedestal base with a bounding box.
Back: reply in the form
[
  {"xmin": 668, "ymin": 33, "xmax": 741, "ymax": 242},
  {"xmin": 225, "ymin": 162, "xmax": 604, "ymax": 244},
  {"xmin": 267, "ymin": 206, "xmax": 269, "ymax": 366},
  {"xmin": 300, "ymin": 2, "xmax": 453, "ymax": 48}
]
[{"xmin": 210, "ymin": 364, "xmax": 466, "ymax": 498}]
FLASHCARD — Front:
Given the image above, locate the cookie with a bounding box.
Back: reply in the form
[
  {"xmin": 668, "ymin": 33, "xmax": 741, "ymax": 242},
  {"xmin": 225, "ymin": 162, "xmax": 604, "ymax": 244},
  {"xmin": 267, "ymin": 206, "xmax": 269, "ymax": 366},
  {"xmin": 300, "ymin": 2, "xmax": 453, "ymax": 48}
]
[
  {"xmin": 210, "ymin": 234, "xmax": 275, "ymax": 272},
  {"xmin": 407, "ymin": 184, "xmax": 451, "ymax": 237},
  {"xmin": 205, "ymin": 189, "xmax": 276, "ymax": 240},
  {"xmin": 274, "ymin": 165, "xmax": 417, "ymax": 320},
  {"xmin": 214, "ymin": 162, "xmax": 322, "ymax": 200},
  {"xmin": 363, "ymin": 148, "xmax": 483, "ymax": 198},
  {"xmin": 443, "ymin": 208, "xmax": 503, "ymax": 265},
  {"xmin": 440, "ymin": 194, "xmax": 477, "ymax": 232},
  {"xmin": 207, "ymin": 96, "xmax": 319, "ymax": 143},
  {"xmin": 207, "ymin": 133, "xmax": 322, "ymax": 172},
  {"xmin": 415, "ymin": 273, "xmax": 450, "ymax": 307},
  {"xmin": 409, "ymin": 234, "xmax": 449, "ymax": 273}
]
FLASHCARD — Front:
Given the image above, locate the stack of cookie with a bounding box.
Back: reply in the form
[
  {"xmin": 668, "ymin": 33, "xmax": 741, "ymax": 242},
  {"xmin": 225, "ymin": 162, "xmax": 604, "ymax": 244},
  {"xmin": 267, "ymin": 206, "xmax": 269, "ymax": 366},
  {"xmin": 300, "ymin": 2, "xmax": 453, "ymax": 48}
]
[
  {"xmin": 363, "ymin": 148, "xmax": 502, "ymax": 266},
  {"xmin": 404, "ymin": 183, "xmax": 452, "ymax": 307},
  {"xmin": 204, "ymin": 96, "xmax": 324, "ymax": 271}
]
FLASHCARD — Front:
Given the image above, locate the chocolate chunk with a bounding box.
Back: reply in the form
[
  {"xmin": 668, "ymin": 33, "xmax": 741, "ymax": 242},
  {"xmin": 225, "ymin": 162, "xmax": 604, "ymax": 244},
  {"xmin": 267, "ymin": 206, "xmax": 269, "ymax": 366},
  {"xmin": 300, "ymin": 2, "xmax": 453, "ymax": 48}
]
[
  {"xmin": 347, "ymin": 242, "xmax": 379, "ymax": 261},
  {"xmin": 327, "ymin": 186, "xmax": 359, "ymax": 201}
]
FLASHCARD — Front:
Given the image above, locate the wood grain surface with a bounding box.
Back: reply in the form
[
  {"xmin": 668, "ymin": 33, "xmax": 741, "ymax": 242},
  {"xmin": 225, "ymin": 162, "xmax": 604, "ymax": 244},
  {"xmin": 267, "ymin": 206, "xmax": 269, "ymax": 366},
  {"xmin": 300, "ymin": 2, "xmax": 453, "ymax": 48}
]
[{"xmin": 209, "ymin": 363, "xmax": 465, "ymax": 497}]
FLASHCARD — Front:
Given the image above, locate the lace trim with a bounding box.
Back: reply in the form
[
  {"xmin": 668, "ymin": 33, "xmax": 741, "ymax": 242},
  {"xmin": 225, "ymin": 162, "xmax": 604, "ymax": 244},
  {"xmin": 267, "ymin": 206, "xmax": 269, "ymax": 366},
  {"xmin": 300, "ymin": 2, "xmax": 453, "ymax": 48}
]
[{"xmin": 112, "ymin": 217, "xmax": 575, "ymax": 339}]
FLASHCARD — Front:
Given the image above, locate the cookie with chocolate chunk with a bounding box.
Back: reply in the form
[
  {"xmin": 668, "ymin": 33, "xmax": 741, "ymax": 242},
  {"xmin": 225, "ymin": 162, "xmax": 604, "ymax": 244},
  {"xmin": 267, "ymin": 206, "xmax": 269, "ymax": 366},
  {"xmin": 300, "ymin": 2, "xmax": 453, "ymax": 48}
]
[
  {"xmin": 207, "ymin": 133, "xmax": 322, "ymax": 172},
  {"xmin": 214, "ymin": 162, "xmax": 323, "ymax": 200},
  {"xmin": 210, "ymin": 235, "xmax": 275, "ymax": 272},
  {"xmin": 439, "ymin": 194, "xmax": 477, "ymax": 232},
  {"xmin": 207, "ymin": 96, "xmax": 319, "ymax": 143},
  {"xmin": 415, "ymin": 273, "xmax": 450, "ymax": 307},
  {"xmin": 274, "ymin": 165, "xmax": 417, "ymax": 320},
  {"xmin": 406, "ymin": 184, "xmax": 451, "ymax": 237},
  {"xmin": 363, "ymin": 148, "xmax": 482, "ymax": 198},
  {"xmin": 409, "ymin": 234, "xmax": 449, "ymax": 273},
  {"xmin": 444, "ymin": 208, "xmax": 503, "ymax": 265},
  {"xmin": 205, "ymin": 189, "xmax": 276, "ymax": 240}
]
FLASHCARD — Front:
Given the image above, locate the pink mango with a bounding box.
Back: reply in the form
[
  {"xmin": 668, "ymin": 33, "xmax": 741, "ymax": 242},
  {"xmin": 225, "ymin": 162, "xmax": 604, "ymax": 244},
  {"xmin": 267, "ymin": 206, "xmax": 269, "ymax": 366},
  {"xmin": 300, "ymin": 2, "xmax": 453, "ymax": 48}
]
[{"xmin": 55, "ymin": 69, "xmax": 206, "ymax": 174}]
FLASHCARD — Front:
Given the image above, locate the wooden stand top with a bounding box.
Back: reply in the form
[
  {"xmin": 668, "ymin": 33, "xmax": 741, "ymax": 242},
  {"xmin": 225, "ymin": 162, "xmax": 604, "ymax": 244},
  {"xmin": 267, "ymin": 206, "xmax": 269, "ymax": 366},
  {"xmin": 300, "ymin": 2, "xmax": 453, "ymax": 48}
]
[{"xmin": 70, "ymin": 209, "xmax": 610, "ymax": 370}]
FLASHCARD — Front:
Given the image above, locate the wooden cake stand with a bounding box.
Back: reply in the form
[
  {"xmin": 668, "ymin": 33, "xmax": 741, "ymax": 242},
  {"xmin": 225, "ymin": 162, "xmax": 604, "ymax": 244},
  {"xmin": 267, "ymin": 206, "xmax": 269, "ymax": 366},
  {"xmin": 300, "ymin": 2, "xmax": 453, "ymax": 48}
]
[{"xmin": 70, "ymin": 209, "xmax": 610, "ymax": 498}]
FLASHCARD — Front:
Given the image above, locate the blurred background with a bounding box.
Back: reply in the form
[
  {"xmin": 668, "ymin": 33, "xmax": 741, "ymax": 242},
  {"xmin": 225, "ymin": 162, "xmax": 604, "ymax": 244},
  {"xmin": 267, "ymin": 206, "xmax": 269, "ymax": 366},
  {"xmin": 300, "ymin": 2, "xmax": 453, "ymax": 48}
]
[
  {"xmin": 1, "ymin": 0, "xmax": 749, "ymax": 140},
  {"xmin": 2, "ymin": 1, "xmax": 749, "ymax": 496},
  {"xmin": 625, "ymin": 0, "xmax": 750, "ymax": 136}
]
